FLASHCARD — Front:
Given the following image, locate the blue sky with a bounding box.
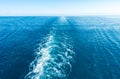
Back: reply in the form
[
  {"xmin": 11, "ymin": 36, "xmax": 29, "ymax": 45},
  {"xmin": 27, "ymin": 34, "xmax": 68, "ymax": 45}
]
[{"xmin": 0, "ymin": 0, "xmax": 120, "ymax": 15}]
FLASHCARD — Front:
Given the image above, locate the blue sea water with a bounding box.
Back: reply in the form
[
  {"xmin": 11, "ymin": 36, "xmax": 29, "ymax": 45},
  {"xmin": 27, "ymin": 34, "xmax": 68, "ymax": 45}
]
[{"xmin": 0, "ymin": 16, "xmax": 120, "ymax": 79}]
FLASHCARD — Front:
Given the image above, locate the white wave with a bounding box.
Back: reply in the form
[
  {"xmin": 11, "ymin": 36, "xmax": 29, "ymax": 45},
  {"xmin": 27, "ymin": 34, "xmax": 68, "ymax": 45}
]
[
  {"xmin": 25, "ymin": 32, "xmax": 74, "ymax": 79},
  {"xmin": 25, "ymin": 35, "xmax": 53, "ymax": 79}
]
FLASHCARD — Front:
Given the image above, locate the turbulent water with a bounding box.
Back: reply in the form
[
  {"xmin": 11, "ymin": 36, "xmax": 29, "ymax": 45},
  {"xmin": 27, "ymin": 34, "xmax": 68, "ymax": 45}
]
[{"xmin": 0, "ymin": 16, "xmax": 120, "ymax": 79}]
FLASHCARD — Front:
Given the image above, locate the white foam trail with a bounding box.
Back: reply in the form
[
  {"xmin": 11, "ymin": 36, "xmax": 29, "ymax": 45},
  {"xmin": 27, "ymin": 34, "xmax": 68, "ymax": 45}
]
[
  {"xmin": 25, "ymin": 32, "xmax": 74, "ymax": 79},
  {"xmin": 25, "ymin": 35, "xmax": 53, "ymax": 79},
  {"xmin": 60, "ymin": 16, "xmax": 66, "ymax": 22}
]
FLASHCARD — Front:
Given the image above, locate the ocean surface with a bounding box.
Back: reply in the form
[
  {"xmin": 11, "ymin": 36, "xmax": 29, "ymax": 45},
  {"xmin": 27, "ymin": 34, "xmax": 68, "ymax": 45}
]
[{"xmin": 0, "ymin": 16, "xmax": 120, "ymax": 79}]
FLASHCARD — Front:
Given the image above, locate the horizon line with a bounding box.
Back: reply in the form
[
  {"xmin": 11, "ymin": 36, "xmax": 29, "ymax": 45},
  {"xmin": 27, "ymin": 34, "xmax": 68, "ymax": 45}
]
[{"xmin": 0, "ymin": 15, "xmax": 120, "ymax": 16}]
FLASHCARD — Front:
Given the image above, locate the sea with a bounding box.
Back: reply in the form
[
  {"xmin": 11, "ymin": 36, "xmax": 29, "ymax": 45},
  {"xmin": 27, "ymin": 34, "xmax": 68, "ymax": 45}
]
[{"xmin": 0, "ymin": 16, "xmax": 120, "ymax": 79}]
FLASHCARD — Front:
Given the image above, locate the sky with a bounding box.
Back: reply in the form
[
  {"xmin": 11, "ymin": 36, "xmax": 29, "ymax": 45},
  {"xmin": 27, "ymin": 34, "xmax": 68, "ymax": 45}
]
[{"xmin": 0, "ymin": 0, "xmax": 120, "ymax": 16}]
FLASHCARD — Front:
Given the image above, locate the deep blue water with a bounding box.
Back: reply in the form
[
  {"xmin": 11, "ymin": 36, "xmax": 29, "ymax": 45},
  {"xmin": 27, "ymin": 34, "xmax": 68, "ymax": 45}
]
[{"xmin": 0, "ymin": 16, "xmax": 120, "ymax": 79}]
